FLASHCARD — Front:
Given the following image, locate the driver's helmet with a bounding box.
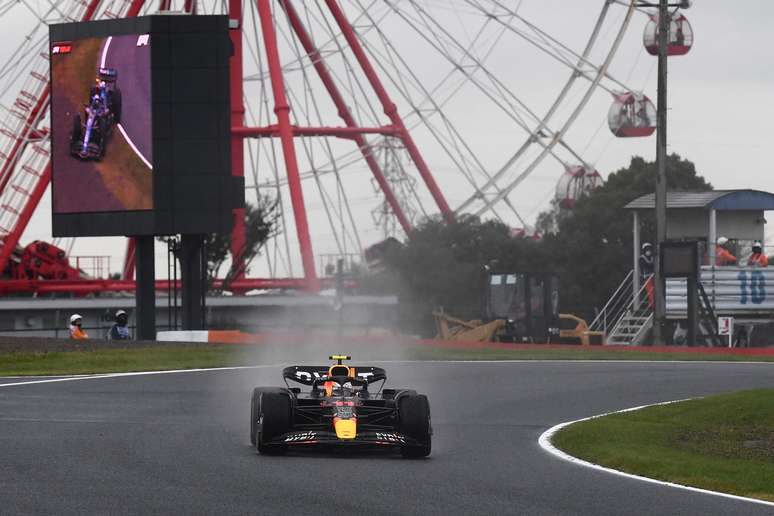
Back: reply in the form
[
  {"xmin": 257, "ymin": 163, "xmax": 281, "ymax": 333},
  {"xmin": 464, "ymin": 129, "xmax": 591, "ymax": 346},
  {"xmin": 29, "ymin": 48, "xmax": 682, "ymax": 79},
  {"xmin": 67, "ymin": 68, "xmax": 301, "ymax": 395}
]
[
  {"xmin": 90, "ymin": 94, "xmax": 101, "ymax": 108},
  {"xmin": 331, "ymin": 381, "xmax": 354, "ymax": 397}
]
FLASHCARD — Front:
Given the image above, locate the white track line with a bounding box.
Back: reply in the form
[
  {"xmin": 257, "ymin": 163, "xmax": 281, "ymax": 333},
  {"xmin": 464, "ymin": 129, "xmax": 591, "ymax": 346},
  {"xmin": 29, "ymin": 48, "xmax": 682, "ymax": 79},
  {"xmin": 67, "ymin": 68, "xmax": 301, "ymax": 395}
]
[
  {"xmin": 100, "ymin": 36, "xmax": 112, "ymax": 68},
  {"xmin": 116, "ymin": 122, "xmax": 153, "ymax": 169},
  {"xmin": 3, "ymin": 359, "xmax": 774, "ymax": 508},
  {"xmin": 99, "ymin": 35, "xmax": 153, "ymax": 170},
  {"xmin": 1, "ymin": 359, "xmax": 772, "ymax": 387},
  {"xmin": 0, "ymin": 365, "xmax": 275, "ymax": 389},
  {"xmin": 538, "ymin": 400, "xmax": 774, "ymax": 508}
]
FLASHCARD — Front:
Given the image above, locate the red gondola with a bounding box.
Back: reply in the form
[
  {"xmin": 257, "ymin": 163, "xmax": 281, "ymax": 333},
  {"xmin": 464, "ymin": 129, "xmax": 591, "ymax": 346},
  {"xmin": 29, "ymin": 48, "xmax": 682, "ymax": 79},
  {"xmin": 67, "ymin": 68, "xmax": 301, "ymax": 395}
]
[
  {"xmin": 510, "ymin": 227, "xmax": 541, "ymax": 240},
  {"xmin": 643, "ymin": 13, "xmax": 693, "ymax": 56},
  {"xmin": 608, "ymin": 92, "xmax": 656, "ymax": 137},
  {"xmin": 555, "ymin": 165, "xmax": 603, "ymax": 209}
]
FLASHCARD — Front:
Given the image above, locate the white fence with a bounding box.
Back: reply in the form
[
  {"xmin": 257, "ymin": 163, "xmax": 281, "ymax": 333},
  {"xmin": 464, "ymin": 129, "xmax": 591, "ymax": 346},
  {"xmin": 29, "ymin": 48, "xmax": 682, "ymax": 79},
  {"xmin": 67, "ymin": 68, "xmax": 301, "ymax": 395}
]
[{"xmin": 666, "ymin": 266, "xmax": 774, "ymax": 317}]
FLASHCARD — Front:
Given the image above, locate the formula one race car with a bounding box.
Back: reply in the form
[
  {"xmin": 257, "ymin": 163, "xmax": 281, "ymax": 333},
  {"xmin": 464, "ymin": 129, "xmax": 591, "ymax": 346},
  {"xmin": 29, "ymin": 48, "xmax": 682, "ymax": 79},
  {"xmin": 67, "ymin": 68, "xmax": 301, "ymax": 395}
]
[
  {"xmin": 250, "ymin": 356, "xmax": 432, "ymax": 457},
  {"xmin": 70, "ymin": 68, "xmax": 122, "ymax": 160}
]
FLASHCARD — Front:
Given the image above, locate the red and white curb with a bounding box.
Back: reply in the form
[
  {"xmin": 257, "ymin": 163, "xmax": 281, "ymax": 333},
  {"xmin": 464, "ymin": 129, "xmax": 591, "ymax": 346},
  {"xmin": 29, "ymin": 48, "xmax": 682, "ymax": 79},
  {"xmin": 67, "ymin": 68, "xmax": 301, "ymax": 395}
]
[{"xmin": 538, "ymin": 399, "xmax": 774, "ymax": 508}]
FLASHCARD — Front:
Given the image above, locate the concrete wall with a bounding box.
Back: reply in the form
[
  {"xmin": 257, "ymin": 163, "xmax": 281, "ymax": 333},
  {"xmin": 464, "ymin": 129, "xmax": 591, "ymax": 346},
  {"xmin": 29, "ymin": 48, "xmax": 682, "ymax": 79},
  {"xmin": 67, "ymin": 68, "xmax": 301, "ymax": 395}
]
[{"xmin": 0, "ymin": 295, "xmax": 398, "ymax": 338}]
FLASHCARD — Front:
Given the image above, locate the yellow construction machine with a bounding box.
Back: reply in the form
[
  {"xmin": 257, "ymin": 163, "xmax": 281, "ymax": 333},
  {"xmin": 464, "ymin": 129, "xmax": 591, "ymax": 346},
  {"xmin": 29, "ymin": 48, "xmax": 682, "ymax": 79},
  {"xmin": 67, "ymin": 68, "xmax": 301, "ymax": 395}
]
[{"xmin": 432, "ymin": 270, "xmax": 601, "ymax": 344}]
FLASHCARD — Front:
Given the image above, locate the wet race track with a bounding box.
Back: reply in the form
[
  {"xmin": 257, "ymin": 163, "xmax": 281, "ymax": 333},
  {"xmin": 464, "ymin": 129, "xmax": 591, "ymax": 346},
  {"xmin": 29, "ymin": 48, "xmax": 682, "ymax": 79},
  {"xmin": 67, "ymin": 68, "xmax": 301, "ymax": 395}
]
[{"xmin": 1, "ymin": 361, "xmax": 772, "ymax": 515}]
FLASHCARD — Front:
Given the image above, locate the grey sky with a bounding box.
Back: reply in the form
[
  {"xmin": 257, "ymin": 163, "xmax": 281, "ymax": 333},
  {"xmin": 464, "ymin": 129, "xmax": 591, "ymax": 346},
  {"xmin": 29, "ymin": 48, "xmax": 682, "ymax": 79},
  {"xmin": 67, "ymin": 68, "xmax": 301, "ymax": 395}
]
[{"xmin": 2, "ymin": 0, "xmax": 772, "ymax": 279}]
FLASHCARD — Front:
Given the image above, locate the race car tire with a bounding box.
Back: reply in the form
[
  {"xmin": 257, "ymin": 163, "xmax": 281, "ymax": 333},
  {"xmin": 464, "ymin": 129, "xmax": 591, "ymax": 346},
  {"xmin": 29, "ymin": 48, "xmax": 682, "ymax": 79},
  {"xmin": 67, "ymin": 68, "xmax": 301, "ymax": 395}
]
[
  {"xmin": 384, "ymin": 388, "xmax": 416, "ymax": 401},
  {"xmin": 97, "ymin": 134, "xmax": 106, "ymax": 161},
  {"xmin": 257, "ymin": 392, "xmax": 292, "ymax": 455},
  {"xmin": 111, "ymin": 89, "xmax": 122, "ymax": 124},
  {"xmin": 71, "ymin": 114, "xmax": 82, "ymax": 143},
  {"xmin": 398, "ymin": 394, "xmax": 432, "ymax": 458},
  {"xmin": 250, "ymin": 387, "xmax": 290, "ymax": 446}
]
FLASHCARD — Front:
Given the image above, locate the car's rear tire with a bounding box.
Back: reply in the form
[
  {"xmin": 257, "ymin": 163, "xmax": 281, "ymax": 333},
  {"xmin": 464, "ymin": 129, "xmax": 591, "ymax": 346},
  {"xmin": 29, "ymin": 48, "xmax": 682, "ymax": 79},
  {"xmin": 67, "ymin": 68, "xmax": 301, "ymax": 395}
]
[
  {"xmin": 384, "ymin": 388, "xmax": 416, "ymax": 400},
  {"xmin": 399, "ymin": 394, "xmax": 432, "ymax": 458},
  {"xmin": 256, "ymin": 392, "xmax": 291, "ymax": 455},
  {"xmin": 71, "ymin": 114, "xmax": 82, "ymax": 143},
  {"xmin": 250, "ymin": 389, "xmax": 260, "ymax": 446},
  {"xmin": 111, "ymin": 89, "xmax": 122, "ymax": 123}
]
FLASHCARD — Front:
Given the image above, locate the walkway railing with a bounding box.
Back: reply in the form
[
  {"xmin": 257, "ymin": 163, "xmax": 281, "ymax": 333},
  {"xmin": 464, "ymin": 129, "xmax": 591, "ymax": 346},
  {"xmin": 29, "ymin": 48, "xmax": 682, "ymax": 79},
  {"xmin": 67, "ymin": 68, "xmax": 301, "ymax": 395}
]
[{"xmin": 588, "ymin": 269, "xmax": 634, "ymax": 335}]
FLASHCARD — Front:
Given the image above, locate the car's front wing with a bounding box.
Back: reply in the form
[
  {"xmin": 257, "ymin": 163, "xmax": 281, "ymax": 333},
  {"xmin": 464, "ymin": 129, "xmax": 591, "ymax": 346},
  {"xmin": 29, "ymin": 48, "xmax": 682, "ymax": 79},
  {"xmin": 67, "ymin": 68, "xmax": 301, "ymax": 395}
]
[{"xmin": 267, "ymin": 429, "xmax": 421, "ymax": 448}]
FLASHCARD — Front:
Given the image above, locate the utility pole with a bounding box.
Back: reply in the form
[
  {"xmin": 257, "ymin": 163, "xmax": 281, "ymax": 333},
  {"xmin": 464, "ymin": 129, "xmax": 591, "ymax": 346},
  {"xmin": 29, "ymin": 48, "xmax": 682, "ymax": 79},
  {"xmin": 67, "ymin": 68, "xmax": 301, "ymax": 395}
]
[{"xmin": 653, "ymin": 0, "xmax": 670, "ymax": 346}]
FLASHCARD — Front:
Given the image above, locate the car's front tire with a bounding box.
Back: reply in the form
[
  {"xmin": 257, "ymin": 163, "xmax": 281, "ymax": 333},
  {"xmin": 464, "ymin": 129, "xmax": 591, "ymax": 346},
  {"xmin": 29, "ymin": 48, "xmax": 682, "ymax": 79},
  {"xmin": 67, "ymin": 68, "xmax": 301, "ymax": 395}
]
[
  {"xmin": 399, "ymin": 394, "xmax": 432, "ymax": 458},
  {"xmin": 256, "ymin": 391, "xmax": 291, "ymax": 455}
]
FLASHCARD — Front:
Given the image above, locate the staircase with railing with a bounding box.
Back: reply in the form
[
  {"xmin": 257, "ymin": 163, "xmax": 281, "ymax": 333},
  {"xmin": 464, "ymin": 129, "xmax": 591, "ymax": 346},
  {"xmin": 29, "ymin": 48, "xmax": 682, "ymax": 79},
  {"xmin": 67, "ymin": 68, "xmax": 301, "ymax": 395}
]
[{"xmin": 589, "ymin": 270, "xmax": 654, "ymax": 345}]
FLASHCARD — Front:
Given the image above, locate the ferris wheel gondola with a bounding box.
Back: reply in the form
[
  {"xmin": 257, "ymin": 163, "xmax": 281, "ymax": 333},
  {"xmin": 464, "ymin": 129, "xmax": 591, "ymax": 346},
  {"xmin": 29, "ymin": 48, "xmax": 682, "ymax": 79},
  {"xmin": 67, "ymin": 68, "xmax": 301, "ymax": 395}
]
[
  {"xmin": 0, "ymin": 0, "xmax": 664, "ymax": 291},
  {"xmin": 555, "ymin": 166, "xmax": 603, "ymax": 210},
  {"xmin": 608, "ymin": 92, "xmax": 656, "ymax": 138},
  {"xmin": 643, "ymin": 12, "xmax": 693, "ymax": 57}
]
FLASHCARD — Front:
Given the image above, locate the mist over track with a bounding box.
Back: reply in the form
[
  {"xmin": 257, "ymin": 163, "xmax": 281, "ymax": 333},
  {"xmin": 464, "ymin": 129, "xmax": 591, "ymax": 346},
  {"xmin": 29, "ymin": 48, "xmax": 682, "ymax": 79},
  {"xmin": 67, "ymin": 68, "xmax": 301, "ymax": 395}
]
[{"xmin": 1, "ymin": 360, "xmax": 772, "ymax": 514}]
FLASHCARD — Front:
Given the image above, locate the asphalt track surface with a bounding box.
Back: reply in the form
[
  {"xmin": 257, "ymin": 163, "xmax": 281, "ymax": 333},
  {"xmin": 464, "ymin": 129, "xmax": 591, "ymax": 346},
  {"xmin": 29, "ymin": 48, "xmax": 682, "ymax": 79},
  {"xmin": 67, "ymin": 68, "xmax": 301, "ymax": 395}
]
[
  {"xmin": 1, "ymin": 361, "xmax": 773, "ymax": 515},
  {"xmin": 102, "ymin": 34, "xmax": 152, "ymax": 165},
  {"xmin": 50, "ymin": 38, "xmax": 121, "ymax": 212}
]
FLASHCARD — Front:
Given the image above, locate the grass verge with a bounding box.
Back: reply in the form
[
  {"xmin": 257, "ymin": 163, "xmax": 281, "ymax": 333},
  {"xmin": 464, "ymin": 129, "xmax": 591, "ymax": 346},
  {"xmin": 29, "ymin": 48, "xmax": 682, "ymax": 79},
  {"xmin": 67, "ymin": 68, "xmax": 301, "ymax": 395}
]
[
  {"xmin": 1, "ymin": 344, "xmax": 773, "ymax": 377},
  {"xmin": 552, "ymin": 390, "xmax": 774, "ymax": 502},
  {"xmin": 0, "ymin": 346, "xmax": 247, "ymax": 376}
]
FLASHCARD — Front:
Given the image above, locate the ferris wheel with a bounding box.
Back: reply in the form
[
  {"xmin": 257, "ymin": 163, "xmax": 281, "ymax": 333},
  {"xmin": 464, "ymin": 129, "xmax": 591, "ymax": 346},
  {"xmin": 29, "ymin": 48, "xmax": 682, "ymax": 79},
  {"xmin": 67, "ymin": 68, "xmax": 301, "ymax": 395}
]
[{"xmin": 0, "ymin": 0, "xmax": 693, "ymax": 290}]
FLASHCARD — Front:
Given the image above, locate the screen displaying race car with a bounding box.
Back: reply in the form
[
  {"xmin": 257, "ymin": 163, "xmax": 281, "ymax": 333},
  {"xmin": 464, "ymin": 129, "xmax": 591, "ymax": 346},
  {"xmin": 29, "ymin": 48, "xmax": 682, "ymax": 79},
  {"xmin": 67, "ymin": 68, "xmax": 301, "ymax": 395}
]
[
  {"xmin": 50, "ymin": 34, "xmax": 152, "ymax": 213},
  {"xmin": 250, "ymin": 355, "xmax": 432, "ymax": 457}
]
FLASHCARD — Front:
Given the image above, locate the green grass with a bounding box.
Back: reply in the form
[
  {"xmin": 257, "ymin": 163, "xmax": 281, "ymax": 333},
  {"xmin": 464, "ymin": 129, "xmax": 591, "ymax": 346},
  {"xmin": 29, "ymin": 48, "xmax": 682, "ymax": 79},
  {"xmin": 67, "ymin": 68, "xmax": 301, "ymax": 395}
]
[
  {"xmin": 1, "ymin": 344, "xmax": 773, "ymax": 377},
  {"xmin": 553, "ymin": 390, "xmax": 774, "ymax": 502},
  {"xmin": 0, "ymin": 346, "xmax": 247, "ymax": 376}
]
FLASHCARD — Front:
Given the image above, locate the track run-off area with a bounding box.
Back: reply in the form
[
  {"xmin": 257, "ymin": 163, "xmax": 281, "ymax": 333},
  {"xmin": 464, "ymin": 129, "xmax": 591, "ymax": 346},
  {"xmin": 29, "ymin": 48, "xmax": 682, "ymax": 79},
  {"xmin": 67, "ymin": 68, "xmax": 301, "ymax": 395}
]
[{"xmin": 1, "ymin": 360, "xmax": 773, "ymax": 515}]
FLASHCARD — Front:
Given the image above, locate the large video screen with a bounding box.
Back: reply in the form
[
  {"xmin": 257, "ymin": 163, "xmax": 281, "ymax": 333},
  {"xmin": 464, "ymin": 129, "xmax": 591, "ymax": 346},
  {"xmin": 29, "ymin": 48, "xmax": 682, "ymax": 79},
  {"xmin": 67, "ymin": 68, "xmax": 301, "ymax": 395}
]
[{"xmin": 50, "ymin": 33, "xmax": 152, "ymax": 213}]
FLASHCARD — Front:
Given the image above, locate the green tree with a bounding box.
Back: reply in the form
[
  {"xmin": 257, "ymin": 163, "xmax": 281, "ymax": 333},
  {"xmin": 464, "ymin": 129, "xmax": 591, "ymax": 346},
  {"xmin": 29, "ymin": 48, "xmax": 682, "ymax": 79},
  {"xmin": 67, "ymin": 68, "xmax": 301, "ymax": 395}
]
[
  {"xmin": 207, "ymin": 195, "xmax": 278, "ymax": 289},
  {"xmin": 158, "ymin": 195, "xmax": 278, "ymax": 291},
  {"xmin": 383, "ymin": 214, "xmax": 551, "ymax": 335},
  {"xmin": 539, "ymin": 153, "xmax": 711, "ymax": 319}
]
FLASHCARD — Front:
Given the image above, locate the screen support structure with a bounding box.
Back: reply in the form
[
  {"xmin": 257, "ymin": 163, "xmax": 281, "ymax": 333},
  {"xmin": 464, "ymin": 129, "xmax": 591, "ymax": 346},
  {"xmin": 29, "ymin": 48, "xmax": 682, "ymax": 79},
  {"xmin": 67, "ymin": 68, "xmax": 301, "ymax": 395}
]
[
  {"xmin": 180, "ymin": 234, "xmax": 206, "ymax": 330},
  {"xmin": 228, "ymin": 0, "xmax": 246, "ymax": 287},
  {"xmin": 135, "ymin": 235, "xmax": 156, "ymax": 340}
]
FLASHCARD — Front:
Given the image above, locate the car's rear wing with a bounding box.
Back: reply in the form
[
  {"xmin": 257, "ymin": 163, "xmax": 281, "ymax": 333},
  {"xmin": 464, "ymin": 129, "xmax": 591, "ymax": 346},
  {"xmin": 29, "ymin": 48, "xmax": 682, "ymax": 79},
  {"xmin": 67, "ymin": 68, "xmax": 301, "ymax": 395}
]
[
  {"xmin": 283, "ymin": 365, "xmax": 387, "ymax": 385},
  {"xmin": 98, "ymin": 68, "xmax": 118, "ymax": 82}
]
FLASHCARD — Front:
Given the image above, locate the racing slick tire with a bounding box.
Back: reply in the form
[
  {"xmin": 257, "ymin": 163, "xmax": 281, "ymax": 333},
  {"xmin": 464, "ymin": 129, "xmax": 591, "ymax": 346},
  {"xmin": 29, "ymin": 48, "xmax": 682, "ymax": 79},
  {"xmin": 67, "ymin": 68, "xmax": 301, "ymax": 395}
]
[
  {"xmin": 71, "ymin": 114, "xmax": 82, "ymax": 144},
  {"xmin": 384, "ymin": 388, "xmax": 416, "ymax": 400},
  {"xmin": 250, "ymin": 387, "xmax": 289, "ymax": 446},
  {"xmin": 256, "ymin": 391, "xmax": 292, "ymax": 455},
  {"xmin": 111, "ymin": 89, "xmax": 122, "ymax": 124},
  {"xmin": 398, "ymin": 394, "xmax": 432, "ymax": 458}
]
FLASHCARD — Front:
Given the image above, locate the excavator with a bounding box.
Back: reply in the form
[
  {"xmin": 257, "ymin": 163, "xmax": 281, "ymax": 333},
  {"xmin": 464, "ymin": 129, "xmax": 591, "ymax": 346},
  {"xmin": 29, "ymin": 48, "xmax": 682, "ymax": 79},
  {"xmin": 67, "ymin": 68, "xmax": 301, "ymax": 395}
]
[{"xmin": 433, "ymin": 270, "xmax": 601, "ymax": 344}]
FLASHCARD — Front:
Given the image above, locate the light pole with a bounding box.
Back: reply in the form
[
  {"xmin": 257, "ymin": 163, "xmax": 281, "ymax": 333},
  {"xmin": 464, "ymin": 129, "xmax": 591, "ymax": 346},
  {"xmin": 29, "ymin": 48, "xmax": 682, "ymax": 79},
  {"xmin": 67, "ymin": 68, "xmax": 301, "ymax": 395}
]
[{"xmin": 637, "ymin": 0, "xmax": 690, "ymax": 345}]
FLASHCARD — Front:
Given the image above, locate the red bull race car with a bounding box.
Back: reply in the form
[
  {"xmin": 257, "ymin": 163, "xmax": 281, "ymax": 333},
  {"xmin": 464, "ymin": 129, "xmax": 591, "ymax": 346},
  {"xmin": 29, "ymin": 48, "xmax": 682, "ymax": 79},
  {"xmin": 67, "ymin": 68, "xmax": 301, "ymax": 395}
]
[
  {"xmin": 250, "ymin": 356, "xmax": 432, "ymax": 457},
  {"xmin": 70, "ymin": 68, "xmax": 122, "ymax": 160}
]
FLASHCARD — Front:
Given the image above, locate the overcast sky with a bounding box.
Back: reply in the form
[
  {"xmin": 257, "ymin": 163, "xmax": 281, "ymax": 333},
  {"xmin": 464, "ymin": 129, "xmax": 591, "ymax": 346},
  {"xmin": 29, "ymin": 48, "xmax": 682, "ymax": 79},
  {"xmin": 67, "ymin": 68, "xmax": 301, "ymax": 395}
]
[{"xmin": 2, "ymin": 0, "xmax": 773, "ymax": 279}]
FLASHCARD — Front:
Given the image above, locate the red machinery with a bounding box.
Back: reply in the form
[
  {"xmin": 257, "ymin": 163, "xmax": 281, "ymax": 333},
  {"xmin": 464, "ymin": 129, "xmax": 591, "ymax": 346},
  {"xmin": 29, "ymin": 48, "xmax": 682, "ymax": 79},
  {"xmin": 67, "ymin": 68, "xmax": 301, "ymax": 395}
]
[
  {"xmin": 0, "ymin": 0, "xmax": 453, "ymax": 296},
  {"xmin": 16, "ymin": 241, "xmax": 81, "ymax": 280},
  {"xmin": 0, "ymin": 2, "xmax": 695, "ymax": 297}
]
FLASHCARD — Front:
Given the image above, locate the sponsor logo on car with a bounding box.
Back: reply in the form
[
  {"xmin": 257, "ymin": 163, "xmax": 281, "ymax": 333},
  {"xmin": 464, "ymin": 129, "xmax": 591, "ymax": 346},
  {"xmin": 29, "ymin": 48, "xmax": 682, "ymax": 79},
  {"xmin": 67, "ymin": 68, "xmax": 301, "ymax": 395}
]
[
  {"xmin": 285, "ymin": 431, "xmax": 317, "ymax": 442},
  {"xmin": 294, "ymin": 370, "xmax": 374, "ymax": 382},
  {"xmin": 375, "ymin": 432, "xmax": 405, "ymax": 443}
]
